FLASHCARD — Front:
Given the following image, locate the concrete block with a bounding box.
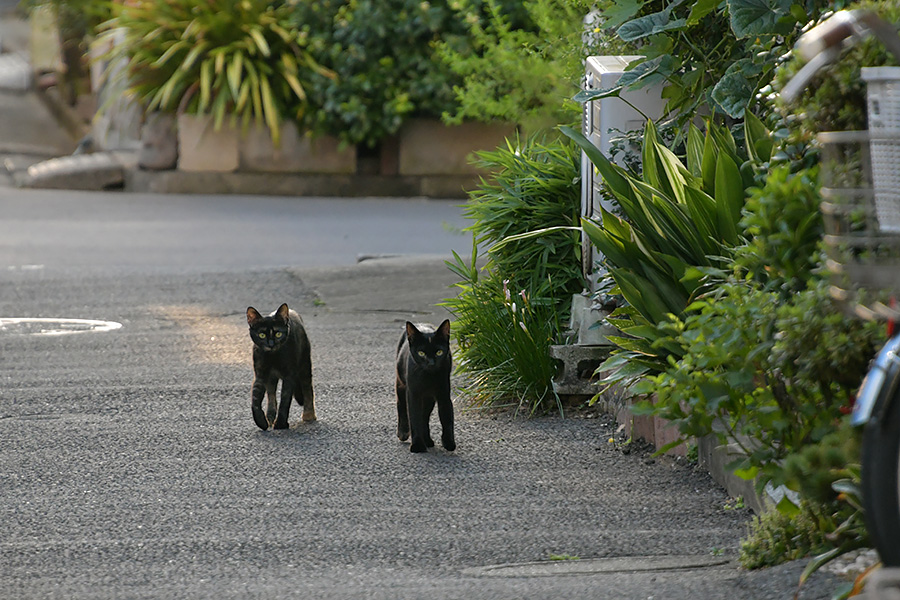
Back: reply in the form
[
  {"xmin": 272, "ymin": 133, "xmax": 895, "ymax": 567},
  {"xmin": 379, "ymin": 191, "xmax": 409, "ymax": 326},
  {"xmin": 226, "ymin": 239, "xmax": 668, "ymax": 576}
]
[
  {"xmin": 29, "ymin": 6, "xmax": 60, "ymax": 74},
  {"xmin": 631, "ymin": 413, "xmax": 656, "ymax": 447},
  {"xmin": 698, "ymin": 435, "xmax": 764, "ymax": 513},
  {"xmin": 549, "ymin": 344, "xmax": 610, "ymax": 396},
  {"xmin": 569, "ymin": 292, "xmax": 620, "ymax": 345},
  {"xmin": 654, "ymin": 415, "xmax": 686, "ymax": 456},
  {"xmin": 90, "ymin": 29, "xmax": 142, "ymax": 152},
  {"xmin": 139, "ymin": 113, "xmax": 177, "ymax": 170},
  {"xmin": 20, "ymin": 151, "xmax": 136, "ymax": 190},
  {"xmin": 239, "ymin": 123, "xmax": 356, "ymax": 174},
  {"xmin": 398, "ymin": 118, "xmax": 515, "ymax": 176},
  {"xmin": 177, "ymin": 114, "xmax": 238, "ymax": 173},
  {"xmin": 0, "ymin": 53, "xmax": 31, "ymax": 91}
]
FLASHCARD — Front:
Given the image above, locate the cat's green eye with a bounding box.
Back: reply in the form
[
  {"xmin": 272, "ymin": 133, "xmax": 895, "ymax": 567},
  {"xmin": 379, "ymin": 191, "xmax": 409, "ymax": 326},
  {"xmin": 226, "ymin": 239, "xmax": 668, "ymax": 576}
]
[
  {"xmin": 417, "ymin": 350, "xmax": 426, "ymax": 357},
  {"xmin": 258, "ymin": 332, "xmax": 267, "ymax": 339},
  {"xmin": 436, "ymin": 350, "xmax": 444, "ymax": 356},
  {"xmin": 275, "ymin": 332, "xmax": 283, "ymax": 338}
]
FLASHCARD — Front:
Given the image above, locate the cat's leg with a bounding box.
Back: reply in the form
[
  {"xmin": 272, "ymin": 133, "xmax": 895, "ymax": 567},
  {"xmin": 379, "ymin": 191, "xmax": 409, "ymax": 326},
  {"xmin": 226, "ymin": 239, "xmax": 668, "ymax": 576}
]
[
  {"xmin": 423, "ymin": 396, "xmax": 436, "ymax": 448},
  {"xmin": 408, "ymin": 393, "xmax": 432, "ymax": 453},
  {"xmin": 297, "ymin": 353, "xmax": 316, "ymax": 422},
  {"xmin": 409, "ymin": 395, "xmax": 435, "ymax": 453},
  {"xmin": 265, "ymin": 377, "xmax": 278, "ymax": 427},
  {"xmin": 251, "ymin": 376, "xmax": 270, "ymax": 431},
  {"xmin": 437, "ymin": 387, "xmax": 456, "ymax": 451},
  {"xmin": 274, "ymin": 378, "xmax": 294, "ymax": 429},
  {"xmin": 396, "ymin": 376, "xmax": 410, "ymax": 442}
]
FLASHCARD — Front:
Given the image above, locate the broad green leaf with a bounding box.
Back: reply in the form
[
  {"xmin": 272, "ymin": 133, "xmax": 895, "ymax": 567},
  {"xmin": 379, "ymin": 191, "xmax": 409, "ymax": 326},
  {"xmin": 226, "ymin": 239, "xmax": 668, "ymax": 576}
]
[
  {"xmin": 728, "ymin": 0, "xmax": 792, "ymax": 38},
  {"xmin": 711, "ymin": 71, "xmax": 752, "ymax": 118},
  {"xmin": 599, "ymin": 0, "xmax": 645, "ymax": 30},
  {"xmin": 734, "ymin": 464, "xmax": 760, "ymax": 481},
  {"xmin": 617, "ymin": 8, "xmax": 687, "ymax": 42},
  {"xmin": 687, "ymin": 0, "xmax": 722, "ymax": 25}
]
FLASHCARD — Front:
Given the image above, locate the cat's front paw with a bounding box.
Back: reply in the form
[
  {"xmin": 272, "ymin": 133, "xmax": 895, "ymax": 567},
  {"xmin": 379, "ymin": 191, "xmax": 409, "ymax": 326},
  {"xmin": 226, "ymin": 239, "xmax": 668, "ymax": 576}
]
[
  {"xmin": 397, "ymin": 427, "xmax": 410, "ymax": 442},
  {"xmin": 273, "ymin": 418, "xmax": 290, "ymax": 430},
  {"xmin": 252, "ymin": 407, "xmax": 269, "ymax": 431},
  {"xmin": 301, "ymin": 410, "xmax": 317, "ymax": 422},
  {"xmin": 442, "ymin": 435, "xmax": 456, "ymax": 452},
  {"xmin": 410, "ymin": 439, "xmax": 428, "ymax": 453},
  {"xmin": 425, "ymin": 437, "xmax": 435, "ymax": 448}
]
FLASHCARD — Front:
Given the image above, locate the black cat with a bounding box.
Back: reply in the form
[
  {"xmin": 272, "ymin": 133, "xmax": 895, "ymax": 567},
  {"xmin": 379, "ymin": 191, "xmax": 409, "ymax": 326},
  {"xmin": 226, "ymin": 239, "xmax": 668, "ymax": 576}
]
[
  {"xmin": 246, "ymin": 303, "xmax": 315, "ymax": 430},
  {"xmin": 395, "ymin": 320, "xmax": 455, "ymax": 453}
]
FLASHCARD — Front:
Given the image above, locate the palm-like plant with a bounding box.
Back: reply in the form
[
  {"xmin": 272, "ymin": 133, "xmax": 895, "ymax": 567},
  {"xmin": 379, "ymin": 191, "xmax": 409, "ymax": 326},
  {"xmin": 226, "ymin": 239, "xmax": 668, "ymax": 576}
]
[
  {"xmin": 99, "ymin": 0, "xmax": 333, "ymax": 145},
  {"xmin": 560, "ymin": 116, "xmax": 771, "ymax": 385}
]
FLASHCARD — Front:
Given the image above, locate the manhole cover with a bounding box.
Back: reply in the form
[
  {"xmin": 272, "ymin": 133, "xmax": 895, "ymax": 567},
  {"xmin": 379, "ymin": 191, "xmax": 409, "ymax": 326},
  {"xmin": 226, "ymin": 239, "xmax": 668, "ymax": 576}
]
[
  {"xmin": 0, "ymin": 318, "xmax": 123, "ymax": 336},
  {"xmin": 462, "ymin": 555, "xmax": 730, "ymax": 577}
]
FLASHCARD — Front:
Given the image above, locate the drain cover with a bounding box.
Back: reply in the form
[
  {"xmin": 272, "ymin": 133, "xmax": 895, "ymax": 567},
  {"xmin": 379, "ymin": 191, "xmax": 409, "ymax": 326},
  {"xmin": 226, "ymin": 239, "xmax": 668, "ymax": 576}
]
[
  {"xmin": 0, "ymin": 318, "xmax": 123, "ymax": 336},
  {"xmin": 462, "ymin": 555, "xmax": 730, "ymax": 577}
]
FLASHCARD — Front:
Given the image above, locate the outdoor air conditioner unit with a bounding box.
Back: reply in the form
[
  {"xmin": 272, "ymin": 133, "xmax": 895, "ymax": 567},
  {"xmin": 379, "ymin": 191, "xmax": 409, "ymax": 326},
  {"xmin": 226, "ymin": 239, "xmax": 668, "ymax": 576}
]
[
  {"xmin": 580, "ymin": 56, "xmax": 665, "ymax": 292},
  {"xmin": 567, "ymin": 56, "xmax": 664, "ymax": 348}
]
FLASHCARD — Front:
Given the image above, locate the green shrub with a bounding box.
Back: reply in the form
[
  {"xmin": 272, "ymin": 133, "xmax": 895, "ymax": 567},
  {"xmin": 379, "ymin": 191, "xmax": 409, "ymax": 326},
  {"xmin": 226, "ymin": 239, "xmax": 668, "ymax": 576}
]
[
  {"xmin": 736, "ymin": 166, "xmax": 823, "ymax": 296},
  {"xmin": 585, "ymin": 0, "xmax": 834, "ymax": 128},
  {"xmin": 740, "ymin": 500, "xmax": 842, "ymax": 569},
  {"xmin": 445, "ymin": 264, "xmax": 565, "ymax": 415},
  {"xmin": 442, "ymin": 133, "xmax": 583, "ymax": 414},
  {"xmin": 633, "ymin": 278, "xmax": 884, "ymax": 489},
  {"xmin": 741, "ymin": 426, "xmax": 868, "ymax": 569},
  {"xmin": 437, "ymin": 0, "xmax": 596, "ymax": 130},
  {"xmin": 463, "ymin": 134, "xmax": 584, "ymax": 298},
  {"xmin": 291, "ymin": 0, "xmax": 465, "ymax": 147}
]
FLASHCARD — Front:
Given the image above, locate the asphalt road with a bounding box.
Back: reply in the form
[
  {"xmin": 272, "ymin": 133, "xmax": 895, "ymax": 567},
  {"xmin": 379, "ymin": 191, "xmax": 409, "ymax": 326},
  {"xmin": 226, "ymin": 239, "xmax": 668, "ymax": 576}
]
[{"xmin": 0, "ymin": 188, "xmax": 843, "ymax": 599}]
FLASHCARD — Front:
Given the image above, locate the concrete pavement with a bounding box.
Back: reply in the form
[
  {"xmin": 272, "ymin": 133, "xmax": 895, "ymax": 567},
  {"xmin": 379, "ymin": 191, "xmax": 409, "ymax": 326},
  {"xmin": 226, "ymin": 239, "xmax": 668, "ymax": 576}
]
[{"xmin": 0, "ymin": 5, "xmax": 881, "ymax": 599}]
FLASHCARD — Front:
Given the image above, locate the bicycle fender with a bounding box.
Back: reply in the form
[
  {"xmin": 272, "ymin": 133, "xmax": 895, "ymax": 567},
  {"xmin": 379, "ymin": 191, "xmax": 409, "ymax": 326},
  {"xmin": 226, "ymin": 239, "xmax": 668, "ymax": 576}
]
[{"xmin": 853, "ymin": 334, "xmax": 900, "ymax": 426}]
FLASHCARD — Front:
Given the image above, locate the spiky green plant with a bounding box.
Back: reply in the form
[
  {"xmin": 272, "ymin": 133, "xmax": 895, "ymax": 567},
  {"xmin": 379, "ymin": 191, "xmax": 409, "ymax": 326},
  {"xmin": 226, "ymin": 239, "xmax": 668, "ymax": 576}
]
[
  {"xmin": 99, "ymin": 0, "xmax": 333, "ymax": 145},
  {"xmin": 441, "ymin": 133, "xmax": 582, "ymax": 414}
]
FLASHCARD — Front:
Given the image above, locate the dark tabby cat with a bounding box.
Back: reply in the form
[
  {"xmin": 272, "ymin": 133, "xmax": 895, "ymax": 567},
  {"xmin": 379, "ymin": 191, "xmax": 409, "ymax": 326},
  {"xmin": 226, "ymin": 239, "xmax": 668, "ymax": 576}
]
[
  {"xmin": 395, "ymin": 319, "xmax": 455, "ymax": 453},
  {"xmin": 246, "ymin": 303, "xmax": 315, "ymax": 430}
]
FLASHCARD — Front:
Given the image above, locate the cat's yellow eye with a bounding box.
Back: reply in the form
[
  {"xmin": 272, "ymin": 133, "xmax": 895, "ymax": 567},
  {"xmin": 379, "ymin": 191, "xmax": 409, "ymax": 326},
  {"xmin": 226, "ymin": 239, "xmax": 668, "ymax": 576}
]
[
  {"xmin": 417, "ymin": 350, "xmax": 426, "ymax": 357},
  {"xmin": 258, "ymin": 333, "xmax": 267, "ymax": 339},
  {"xmin": 436, "ymin": 350, "xmax": 444, "ymax": 356},
  {"xmin": 275, "ymin": 332, "xmax": 283, "ymax": 338}
]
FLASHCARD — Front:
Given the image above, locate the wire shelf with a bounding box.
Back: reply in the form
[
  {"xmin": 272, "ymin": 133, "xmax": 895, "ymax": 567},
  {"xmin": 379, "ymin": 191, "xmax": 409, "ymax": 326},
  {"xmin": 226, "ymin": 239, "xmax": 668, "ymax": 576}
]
[{"xmin": 818, "ymin": 130, "xmax": 900, "ymax": 321}]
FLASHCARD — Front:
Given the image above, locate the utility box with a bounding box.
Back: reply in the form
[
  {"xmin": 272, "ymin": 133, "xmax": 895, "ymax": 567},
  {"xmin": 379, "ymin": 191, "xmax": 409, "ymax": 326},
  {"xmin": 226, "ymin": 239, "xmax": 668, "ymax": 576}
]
[{"xmin": 580, "ymin": 56, "xmax": 665, "ymax": 291}]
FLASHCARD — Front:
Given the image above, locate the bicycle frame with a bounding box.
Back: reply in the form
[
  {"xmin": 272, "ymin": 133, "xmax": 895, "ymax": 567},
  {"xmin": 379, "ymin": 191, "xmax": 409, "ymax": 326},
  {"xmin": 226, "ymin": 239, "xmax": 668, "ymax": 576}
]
[{"xmin": 853, "ymin": 333, "xmax": 900, "ymax": 427}]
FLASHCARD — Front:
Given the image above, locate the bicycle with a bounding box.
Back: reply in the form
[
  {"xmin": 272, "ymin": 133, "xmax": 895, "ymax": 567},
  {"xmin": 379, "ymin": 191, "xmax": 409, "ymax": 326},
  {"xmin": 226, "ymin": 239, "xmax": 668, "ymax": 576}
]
[{"xmin": 783, "ymin": 8, "xmax": 900, "ymax": 568}]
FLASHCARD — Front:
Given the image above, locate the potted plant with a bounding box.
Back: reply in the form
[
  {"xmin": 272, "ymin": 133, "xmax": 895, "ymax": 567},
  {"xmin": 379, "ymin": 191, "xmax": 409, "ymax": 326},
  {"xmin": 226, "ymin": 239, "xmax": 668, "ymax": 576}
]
[{"xmin": 97, "ymin": 0, "xmax": 341, "ymax": 171}]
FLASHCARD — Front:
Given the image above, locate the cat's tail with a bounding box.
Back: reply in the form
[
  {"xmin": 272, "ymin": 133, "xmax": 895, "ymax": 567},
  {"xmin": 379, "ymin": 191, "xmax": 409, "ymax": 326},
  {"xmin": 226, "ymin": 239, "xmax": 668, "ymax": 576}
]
[{"xmin": 396, "ymin": 328, "xmax": 408, "ymax": 356}]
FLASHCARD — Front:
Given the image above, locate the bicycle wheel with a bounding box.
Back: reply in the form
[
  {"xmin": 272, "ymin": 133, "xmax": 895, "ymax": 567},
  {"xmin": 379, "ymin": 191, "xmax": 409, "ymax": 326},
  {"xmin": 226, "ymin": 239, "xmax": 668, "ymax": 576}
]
[{"xmin": 862, "ymin": 389, "xmax": 900, "ymax": 567}]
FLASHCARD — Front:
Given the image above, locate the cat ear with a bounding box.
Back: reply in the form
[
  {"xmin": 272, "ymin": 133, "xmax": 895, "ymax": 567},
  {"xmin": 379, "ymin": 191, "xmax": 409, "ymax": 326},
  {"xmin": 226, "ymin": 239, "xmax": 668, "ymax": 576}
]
[
  {"xmin": 247, "ymin": 307, "xmax": 262, "ymax": 326},
  {"xmin": 437, "ymin": 319, "xmax": 451, "ymax": 339},
  {"xmin": 405, "ymin": 321, "xmax": 420, "ymax": 340},
  {"xmin": 276, "ymin": 303, "xmax": 290, "ymax": 321}
]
